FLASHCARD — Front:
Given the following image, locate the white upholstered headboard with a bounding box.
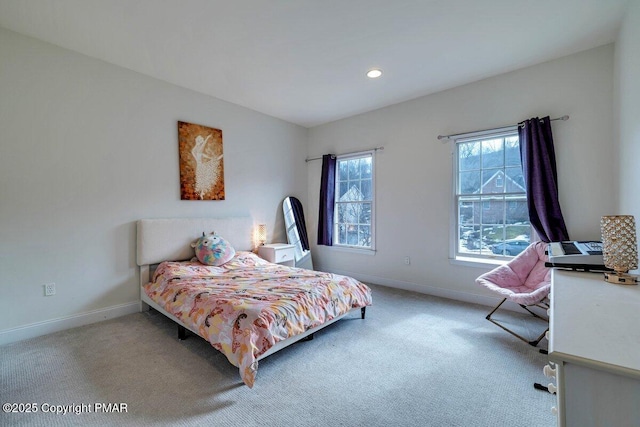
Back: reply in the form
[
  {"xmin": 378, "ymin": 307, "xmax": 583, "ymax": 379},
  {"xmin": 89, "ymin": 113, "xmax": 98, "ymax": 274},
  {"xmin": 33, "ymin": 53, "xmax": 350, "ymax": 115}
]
[{"xmin": 136, "ymin": 216, "xmax": 254, "ymax": 266}]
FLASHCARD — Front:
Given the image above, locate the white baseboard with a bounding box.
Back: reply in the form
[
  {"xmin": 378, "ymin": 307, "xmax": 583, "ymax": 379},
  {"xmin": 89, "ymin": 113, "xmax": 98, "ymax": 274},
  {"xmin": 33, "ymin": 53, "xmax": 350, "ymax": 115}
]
[
  {"xmin": 320, "ymin": 266, "xmax": 525, "ymax": 312},
  {"xmin": 0, "ymin": 301, "xmax": 140, "ymax": 346}
]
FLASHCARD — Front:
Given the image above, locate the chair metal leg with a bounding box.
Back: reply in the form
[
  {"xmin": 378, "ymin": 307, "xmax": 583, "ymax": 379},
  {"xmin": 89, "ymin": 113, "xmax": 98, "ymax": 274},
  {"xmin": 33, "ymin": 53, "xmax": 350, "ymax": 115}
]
[
  {"xmin": 486, "ymin": 298, "xmax": 508, "ymax": 320},
  {"xmin": 485, "ymin": 298, "xmax": 549, "ymax": 347},
  {"xmin": 519, "ymin": 304, "xmax": 546, "ymax": 320},
  {"xmin": 528, "ymin": 327, "xmax": 549, "ymax": 347}
]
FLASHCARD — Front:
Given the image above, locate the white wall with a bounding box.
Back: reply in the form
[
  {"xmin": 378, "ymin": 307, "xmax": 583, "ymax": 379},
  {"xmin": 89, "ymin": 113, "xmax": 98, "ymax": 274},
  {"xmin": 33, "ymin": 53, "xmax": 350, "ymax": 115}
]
[
  {"xmin": 0, "ymin": 28, "xmax": 308, "ymax": 341},
  {"xmin": 616, "ymin": 0, "xmax": 640, "ymax": 237},
  {"xmin": 307, "ymin": 45, "xmax": 616, "ymax": 302}
]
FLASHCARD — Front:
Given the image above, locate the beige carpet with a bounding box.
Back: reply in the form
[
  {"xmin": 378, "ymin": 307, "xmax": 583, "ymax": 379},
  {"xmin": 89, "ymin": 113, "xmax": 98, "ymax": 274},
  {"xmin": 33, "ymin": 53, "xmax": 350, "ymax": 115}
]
[{"xmin": 1, "ymin": 284, "xmax": 555, "ymax": 426}]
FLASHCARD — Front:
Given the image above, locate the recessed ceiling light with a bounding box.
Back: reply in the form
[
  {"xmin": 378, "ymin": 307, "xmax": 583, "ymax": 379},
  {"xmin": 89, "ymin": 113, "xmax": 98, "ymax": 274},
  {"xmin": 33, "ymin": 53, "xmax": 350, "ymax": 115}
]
[{"xmin": 366, "ymin": 69, "xmax": 383, "ymax": 79}]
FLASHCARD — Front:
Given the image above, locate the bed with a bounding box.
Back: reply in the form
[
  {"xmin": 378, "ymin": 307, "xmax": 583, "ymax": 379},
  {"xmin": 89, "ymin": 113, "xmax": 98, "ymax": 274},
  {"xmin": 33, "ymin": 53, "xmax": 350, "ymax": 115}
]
[{"xmin": 136, "ymin": 217, "xmax": 372, "ymax": 387}]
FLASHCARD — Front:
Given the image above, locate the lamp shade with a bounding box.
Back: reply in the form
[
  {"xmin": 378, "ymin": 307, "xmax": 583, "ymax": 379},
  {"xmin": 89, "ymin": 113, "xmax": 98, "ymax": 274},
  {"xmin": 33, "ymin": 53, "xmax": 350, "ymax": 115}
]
[
  {"xmin": 258, "ymin": 224, "xmax": 267, "ymax": 245},
  {"xmin": 601, "ymin": 215, "xmax": 638, "ymax": 273}
]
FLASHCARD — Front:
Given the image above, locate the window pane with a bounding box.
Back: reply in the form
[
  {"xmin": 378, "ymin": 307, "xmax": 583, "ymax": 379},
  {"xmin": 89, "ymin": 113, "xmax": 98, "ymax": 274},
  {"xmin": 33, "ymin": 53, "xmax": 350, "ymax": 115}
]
[
  {"xmin": 482, "ymin": 138, "xmax": 504, "ymax": 169},
  {"xmin": 348, "ymin": 159, "xmax": 361, "ymax": 179},
  {"xmin": 505, "ymin": 225, "xmax": 531, "ymax": 241},
  {"xmin": 349, "ymin": 203, "xmax": 361, "ymax": 223},
  {"xmin": 481, "ymin": 198, "xmax": 505, "ymax": 229},
  {"xmin": 360, "ymin": 179, "xmax": 372, "ymax": 200},
  {"xmin": 339, "ymin": 181, "xmax": 349, "ymax": 199},
  {"xmin": 482, "ymin": 199, "xmax": 504, "ymax": 229},
  {"xmin": 359, "ymin": 225, "xmax": 371, "ymax": 247},
  {"xmin": 339, "ymin": 161, "xmax": 348, "ymax": 180},
  {"xmin": 481, "ymin": 199, "xmax": 505, "ymax": 248},
  {"xmin": 481, "ymin": 168, "xmax": 503, "ymax": 194},
  {"xmin": 505, "ymin": 199, "xmax": 529, "ymax": 224},
  {"xmin": 488, "ymin": 224, "xmax": 505, "ymax": 245},
  {"xmin": 359, "ymin": 202, "xmax": 371, "ymax": 223},
  {"xmin": 459, "ymin": 224, "xmax": 475, "ymax": 249},
  {"xmin": 459, "ymin": 170, "xmax": 481, "ymax": 194},
  {"xmin": 480, "ymin": 225, "xmax": 497, "ymax": 255},
  {"xmin": 337, "ymin": 203, "xmax": 347, "ymax": 223},
  {"xmin": 458, "ymin": 141, "xmax": 480, "ymax": 171},
  {"xmin": 459, "ymin": 198, "xmax": 477, "ymax": 225},
  {"xmin": 460, "ymin": 225, "xmax": 481, "ymax": 253},
  {"xmin": 360, "ymin": 157, "xmax": 372, "ymax": 178},
  {"xmin": 347, "ymin": 225, "xmax": 358, "ymax": 245},
  {"xmin": 505, "ymin": 137, "xmax": 521, "ymax": 166},
  {"xmin": 338, "ymin": 224, "xmax": 346, "ymax": 245},
  {"xmin": 350, "ymin": 181, "xmax": 363, "ymax": 200},
  {"xmin": 506, "ymin": 167, "xmax": 525, "ymax": 190},
  {"xmin": 337, "ymin": 202, "xmax": 363, "ymax": 225}
]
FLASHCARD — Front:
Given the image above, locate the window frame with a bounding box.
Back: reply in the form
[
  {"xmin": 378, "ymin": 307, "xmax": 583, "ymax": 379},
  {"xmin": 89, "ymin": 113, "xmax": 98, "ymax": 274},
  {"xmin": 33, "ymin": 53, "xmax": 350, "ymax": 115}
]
[
  {"xmin": 333, "ymin": 150, "xmax": 376, "ymax": 251},
  {"xmin": 451, "ymin": 127, "xmax": 533, "ymax": 262}
]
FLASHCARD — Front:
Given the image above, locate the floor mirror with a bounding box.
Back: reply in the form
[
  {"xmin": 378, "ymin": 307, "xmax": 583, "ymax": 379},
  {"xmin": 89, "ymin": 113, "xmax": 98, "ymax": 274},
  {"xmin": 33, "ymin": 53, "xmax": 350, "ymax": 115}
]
[{"xmin": 283, "ymin": 196, "xmax": 313, "ymax": 270}]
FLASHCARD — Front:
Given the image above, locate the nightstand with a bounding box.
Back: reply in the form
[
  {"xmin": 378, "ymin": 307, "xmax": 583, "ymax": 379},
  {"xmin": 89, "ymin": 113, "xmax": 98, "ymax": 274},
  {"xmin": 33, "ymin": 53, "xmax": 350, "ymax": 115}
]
[{"xmin": 258, "ymin": 243, "xmax": 295, "ymax": 267}]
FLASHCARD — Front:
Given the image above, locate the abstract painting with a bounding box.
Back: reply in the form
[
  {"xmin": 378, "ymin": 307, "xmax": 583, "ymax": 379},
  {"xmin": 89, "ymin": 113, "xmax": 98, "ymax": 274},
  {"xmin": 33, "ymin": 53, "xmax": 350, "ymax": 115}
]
[{"xmin": 178, "ymin": 121, "xmax": 225, "ymax": 200}]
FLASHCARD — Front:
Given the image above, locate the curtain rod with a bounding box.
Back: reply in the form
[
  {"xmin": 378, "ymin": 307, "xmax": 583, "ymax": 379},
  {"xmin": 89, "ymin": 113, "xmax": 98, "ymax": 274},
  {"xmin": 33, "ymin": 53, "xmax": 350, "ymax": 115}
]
[
  {"xmin": 436, "ymin": 115, "xmax": 569, "ymax": 142},
  {"xmin": 305, "ymin": 146, "xmax": 384, "ymax": 162}
]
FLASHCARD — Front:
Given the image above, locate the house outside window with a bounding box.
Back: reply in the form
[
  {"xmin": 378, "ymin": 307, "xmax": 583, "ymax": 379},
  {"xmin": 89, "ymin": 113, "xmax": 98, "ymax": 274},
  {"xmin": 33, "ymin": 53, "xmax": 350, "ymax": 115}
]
[
  {"xmin": 334, "ymin": 151, "xmax": 375, "ymax": 249},
  {"xmin": 454, "ymin": 130, "xmax": 532, "ymax": 259}
]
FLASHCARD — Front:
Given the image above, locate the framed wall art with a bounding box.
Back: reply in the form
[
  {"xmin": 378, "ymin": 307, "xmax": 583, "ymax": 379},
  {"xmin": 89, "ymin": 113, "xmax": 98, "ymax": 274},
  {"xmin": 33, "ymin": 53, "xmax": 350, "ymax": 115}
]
[{"xmin": 178, "ymin": 121, "xmax": 225, "ymax": 200}]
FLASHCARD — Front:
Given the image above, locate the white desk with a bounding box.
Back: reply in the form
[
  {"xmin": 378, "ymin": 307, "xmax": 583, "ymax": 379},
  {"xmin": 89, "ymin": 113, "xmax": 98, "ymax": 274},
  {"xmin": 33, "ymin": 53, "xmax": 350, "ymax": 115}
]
[{"xmin": 548, "ymin": 270, "xmax": 640, "ymax": 426}]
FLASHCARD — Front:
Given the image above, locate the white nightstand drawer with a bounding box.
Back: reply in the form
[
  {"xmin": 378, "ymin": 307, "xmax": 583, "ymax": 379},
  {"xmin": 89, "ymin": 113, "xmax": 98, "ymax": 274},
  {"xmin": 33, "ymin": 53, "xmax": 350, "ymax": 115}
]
[{"xmin": 258, "ymin": 244, "xmax": 296, "ymax": 266}]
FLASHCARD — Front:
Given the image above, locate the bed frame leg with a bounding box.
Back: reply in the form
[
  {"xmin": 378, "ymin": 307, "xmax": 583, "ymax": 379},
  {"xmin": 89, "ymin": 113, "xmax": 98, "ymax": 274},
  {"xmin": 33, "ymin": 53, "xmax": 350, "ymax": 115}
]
[
  {"xmin": 361, "ymin": 307, "xmax": 366, "ymax": 319},
  {"xmin": 178, "ymin": 325, "xmax": 188, "ymax": 340}
]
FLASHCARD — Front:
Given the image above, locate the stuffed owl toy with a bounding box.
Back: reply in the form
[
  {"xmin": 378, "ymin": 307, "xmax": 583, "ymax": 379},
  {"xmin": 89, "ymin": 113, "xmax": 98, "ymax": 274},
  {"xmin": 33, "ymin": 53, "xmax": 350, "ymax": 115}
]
[{"xmin": 191, "ymin": 232, "xmax": 236, "ymax": 266}]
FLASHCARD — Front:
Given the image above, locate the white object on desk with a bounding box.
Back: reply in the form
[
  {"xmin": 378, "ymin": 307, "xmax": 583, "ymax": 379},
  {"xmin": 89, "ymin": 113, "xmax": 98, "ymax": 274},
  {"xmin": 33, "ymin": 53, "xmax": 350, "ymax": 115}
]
[
  {"xmin": 258, "ymin": 243, "xmax": 296, "ymax": 267},
  {"xmin": 548, "ymin": 269, "xmax": 640, "ymax": 427}
]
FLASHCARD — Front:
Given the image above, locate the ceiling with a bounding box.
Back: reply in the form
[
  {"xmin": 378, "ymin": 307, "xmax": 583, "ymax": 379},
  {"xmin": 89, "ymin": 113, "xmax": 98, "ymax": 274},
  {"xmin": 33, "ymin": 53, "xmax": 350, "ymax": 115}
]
[{"xmin": 0, "ymin": 0, "xmax": 629, "ymax": 128}]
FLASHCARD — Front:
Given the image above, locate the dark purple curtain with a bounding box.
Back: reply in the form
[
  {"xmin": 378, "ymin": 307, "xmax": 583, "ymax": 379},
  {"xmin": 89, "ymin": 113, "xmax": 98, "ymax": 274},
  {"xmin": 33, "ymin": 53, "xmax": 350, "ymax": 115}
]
[
  {"xmin": 317, "ymin": 154, "xmax": 336, "ymax": 246},
  {"xmin": 288, "ymin": 196, "xmax": 310, "ymax": 251},
  {"xmin": 518, "ymin": 116, "xmax": 570, "ymax": 243}
]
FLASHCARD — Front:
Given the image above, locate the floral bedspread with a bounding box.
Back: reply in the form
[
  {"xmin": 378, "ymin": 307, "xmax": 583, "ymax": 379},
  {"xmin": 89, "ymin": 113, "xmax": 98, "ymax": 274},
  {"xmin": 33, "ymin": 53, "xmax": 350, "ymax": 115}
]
[{"xmin": 143, "ymin": 251, "xmax": 372, "ymax": 387}]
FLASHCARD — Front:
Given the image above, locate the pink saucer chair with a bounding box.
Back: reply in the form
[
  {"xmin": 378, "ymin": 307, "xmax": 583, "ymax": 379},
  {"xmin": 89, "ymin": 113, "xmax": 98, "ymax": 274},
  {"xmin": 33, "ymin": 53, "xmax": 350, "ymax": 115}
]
[{"xmin": 475, "ymin": 241, "xmax": 551, "ymax": 346}]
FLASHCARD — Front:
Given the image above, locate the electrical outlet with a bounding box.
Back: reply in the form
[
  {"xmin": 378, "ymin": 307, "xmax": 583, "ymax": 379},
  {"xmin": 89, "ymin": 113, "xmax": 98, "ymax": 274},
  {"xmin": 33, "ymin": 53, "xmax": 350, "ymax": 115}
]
[
  {"xmin": 44, "ymin": 283, "xmax": 56, "ymax": 296},
  {"xmin": 404, "ymin": 256, "xmax": 411, "ymax": 265}
]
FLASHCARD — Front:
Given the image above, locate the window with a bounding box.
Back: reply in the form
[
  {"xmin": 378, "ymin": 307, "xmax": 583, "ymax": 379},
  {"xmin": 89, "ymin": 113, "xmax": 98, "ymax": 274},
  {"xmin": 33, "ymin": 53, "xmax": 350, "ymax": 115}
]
[
  {"xmin": 454, "ymin": 130, "xmax": 532, "ymax": 259},
  {"xmin": 334, "ymin": 151, "xmax": 374, "ymax": 249}
]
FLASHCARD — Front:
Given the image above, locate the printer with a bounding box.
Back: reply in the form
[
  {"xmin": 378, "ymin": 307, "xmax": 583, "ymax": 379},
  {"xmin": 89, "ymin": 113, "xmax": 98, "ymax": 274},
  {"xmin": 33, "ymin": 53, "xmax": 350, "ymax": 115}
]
[{"xmin": 546, "ymin": 241, "xmax": 610, "ymax": 271}]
